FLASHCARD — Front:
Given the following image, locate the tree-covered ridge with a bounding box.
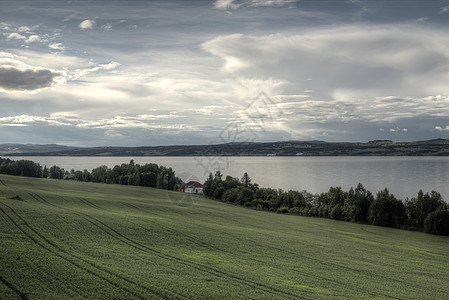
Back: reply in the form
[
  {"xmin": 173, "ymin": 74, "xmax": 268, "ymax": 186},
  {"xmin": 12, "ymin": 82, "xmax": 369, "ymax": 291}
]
[
  {"xmin": 4, "ymin": 138, "xmax": 449, "ymax": 156},
  {"xmin": 203, "ymin": 171, "xmax": 449, "ymax": 236}
]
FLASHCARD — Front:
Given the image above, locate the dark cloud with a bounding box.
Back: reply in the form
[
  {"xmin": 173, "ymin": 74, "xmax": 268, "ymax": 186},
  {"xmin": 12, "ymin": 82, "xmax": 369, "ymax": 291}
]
[{"xmin": 0, "ymin": 66, "xmax": 60, "ymax": 91}]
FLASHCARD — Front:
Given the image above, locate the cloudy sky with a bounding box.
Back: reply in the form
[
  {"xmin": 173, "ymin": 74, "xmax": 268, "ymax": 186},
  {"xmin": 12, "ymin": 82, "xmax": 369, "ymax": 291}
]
[{"xmin": 1, "ymin": 0, "xmax": 449, "ymax": 146}]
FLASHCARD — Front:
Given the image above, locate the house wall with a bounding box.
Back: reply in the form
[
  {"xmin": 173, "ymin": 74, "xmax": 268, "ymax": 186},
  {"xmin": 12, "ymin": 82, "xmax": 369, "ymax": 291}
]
[{"xmin": 186, "ymin": 187, "xmax": 203, "ymax": 194}]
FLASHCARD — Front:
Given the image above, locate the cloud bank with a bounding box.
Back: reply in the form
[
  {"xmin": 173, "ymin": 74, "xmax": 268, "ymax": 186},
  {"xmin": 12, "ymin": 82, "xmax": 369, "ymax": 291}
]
[
  {"xmin": 203, "ymin": 25, "xmax": 449, "ymax": 99},
  {"xmin": 0, "ymin": 59, "xmax": 61, "ymax": 91}
]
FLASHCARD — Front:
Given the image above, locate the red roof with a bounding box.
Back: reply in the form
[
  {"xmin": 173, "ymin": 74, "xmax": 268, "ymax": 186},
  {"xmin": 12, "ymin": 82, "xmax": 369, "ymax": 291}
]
[{"xmin": 186, "ymin": 181, "xmax": 203, "ymax": 188}]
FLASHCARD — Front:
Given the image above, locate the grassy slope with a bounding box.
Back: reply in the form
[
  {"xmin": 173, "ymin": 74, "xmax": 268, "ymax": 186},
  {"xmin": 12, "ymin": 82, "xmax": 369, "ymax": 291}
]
[{"xmin": 0, "ymin": 175, "xmax": 448, "ymax": 300}]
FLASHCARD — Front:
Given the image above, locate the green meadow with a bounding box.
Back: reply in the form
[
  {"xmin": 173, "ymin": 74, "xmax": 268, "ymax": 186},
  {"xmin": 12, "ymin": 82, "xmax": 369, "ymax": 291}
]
[{"xmin": 0, "ymin": 174, "xmax": 448, "ymax": 299}]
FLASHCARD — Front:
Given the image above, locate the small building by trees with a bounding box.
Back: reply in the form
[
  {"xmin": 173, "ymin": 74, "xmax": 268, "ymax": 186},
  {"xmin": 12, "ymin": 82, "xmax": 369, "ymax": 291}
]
[{"xmin": 180, "ymin": 181, "xmax": 203, "ymax": 194}]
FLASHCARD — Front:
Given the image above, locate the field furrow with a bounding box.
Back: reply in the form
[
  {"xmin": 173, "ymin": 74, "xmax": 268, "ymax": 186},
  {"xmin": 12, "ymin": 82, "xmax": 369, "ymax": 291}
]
[
  {"xmin": 1, "ymin": 175, "xmax": 448, "ymax": 299},
  {"xmin": 0, "ymin": 202, "xmax": 178, "ymax": 300}
]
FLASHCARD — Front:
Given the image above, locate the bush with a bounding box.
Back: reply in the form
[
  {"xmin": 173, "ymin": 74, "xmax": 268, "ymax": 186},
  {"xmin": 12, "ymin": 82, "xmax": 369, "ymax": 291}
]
[
  {"xmin": 289, "ymin": 207, "xmax": 301, "ymax": 214},
  {"xmin": 329, "ymin": 204, "xmax": 343, "ymax": 220},
  {"xmin": 222, "ymin": 188, "xmax": 239, "ymax": 203},
  {"xmin": 277, "ymin": 206, "xmax": 289, "ymax": 214},
  {"xmin": 424, "ymin": 210, "xmax": 449, "ymax": 236},
  {"xmin": 213, "ymin": 187, "xmax": 225, "ymax": 200},
  {"xmin": 236, "ymin": 188, "xmax": 255, "ymax": 205},
  {"xmin": 251, "ymin": 199, "xmax": 259, "ymax": 207}
]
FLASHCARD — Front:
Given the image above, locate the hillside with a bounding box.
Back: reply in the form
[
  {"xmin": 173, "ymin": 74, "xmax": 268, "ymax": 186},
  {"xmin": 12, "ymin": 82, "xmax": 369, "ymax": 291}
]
[
  {"xmin": 4, "ymin": 138, "xmax": 449, "ymax": 156},
  {"xmin": 1, "ymin": 175, "xmax": 448, "ymax": 299},
  {"xmin": 0, "ymin": 144, "xmax": 76, "ymax": 156}
]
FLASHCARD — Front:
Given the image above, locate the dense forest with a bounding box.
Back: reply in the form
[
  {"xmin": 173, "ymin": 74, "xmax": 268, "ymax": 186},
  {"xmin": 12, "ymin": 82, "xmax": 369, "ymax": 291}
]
[{"xmin": 1, "ymin": 157, "xmax": 448, "ymax": 236}]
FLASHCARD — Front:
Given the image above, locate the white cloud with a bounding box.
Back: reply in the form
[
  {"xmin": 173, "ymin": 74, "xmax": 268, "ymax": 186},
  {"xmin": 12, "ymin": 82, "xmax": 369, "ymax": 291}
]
[
  {"xmin": 25, "ymin": 35, "xmax": 43, "ymax": 43},
  {"xmin": 79, "ymin": 19, "xmax": 96, "ymax": 30},
  {"xmin": 12, "ymin": 50, "xmax": 85, "ymax": 70},
  {"xmin": 203, "ymin": 26, "xmax": 449, "ymax": 100},
  {"xmin": 435, "ymin": 126, "xmax": 449, "ymax": 131},
  {"xmin": 439, "ymin": 6, "xmax": 449, "ymax": 14},
  {"xmin": 0, "ymin": 114, "xmax": 73, "ymax": 126},
  {"xmin": 189, "ymin": 105, "xmax": 231, "ymax": 116},
  {"xmin": 6, "ymin": 32, "xmax": 26, "ymax": 40},
  {"xmin": 214, "ymin": 0, "xmax": 298, "ymax": 10},
  {"xmin": 62, "ymin": 12, "xmax": 79, "ymax": 22},
  {"xmin": 17, "ymin": 26, "xmax": 30, "ymax": 32},
  {"xmin": 214, "ymin": 0, "xmax": 241, "ymax": 10},
  {"xmin": 49, "ymin": 43, "xmax": 65, "ymax": 51},
  {"xmin": 71, "ymin": 61, "xmax": 121, "ymax": 79},
  {"xmin": 0, "ymin": 22, "xmax": 12, "ymax": 31},
  {"xmin": 389, "ymin": 127, "xmax": 407, "ymax": 132},
  {"xmin": 416, "ymin": 17, "xmax": 429, "ymax": 22},
  {"xmin": 100, "ymin": 23, "xmax": 112, "ymax": 31}
]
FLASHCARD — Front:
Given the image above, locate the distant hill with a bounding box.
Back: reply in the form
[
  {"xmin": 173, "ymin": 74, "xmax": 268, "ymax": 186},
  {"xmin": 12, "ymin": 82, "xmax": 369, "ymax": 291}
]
[
  {"xmin": 0, "ymin": 144, "xmax": 76, "ymax": 155},
  {"xmin": 3, "ymin": 138, "xmax": 449, "ymax": 156}
]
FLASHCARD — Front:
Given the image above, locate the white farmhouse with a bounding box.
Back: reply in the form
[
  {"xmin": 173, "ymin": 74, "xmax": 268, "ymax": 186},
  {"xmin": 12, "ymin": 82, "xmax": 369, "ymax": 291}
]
[{"xmin": 184, "ymin": 181, "xmax": 203, "ymax": 194}]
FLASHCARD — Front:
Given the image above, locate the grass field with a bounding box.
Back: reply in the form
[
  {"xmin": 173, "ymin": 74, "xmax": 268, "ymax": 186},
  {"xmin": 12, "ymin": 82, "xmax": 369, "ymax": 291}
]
[{"xmin": 1, "ymin": 174, "xmax": 448, "ymax": 299}]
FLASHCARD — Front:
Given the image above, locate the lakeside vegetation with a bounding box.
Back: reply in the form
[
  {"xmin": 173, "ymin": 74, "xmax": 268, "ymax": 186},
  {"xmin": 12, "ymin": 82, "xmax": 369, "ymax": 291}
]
[
  {"xmin": 1, "ymin": 174, "xmax": 449, "ymax": 299},
  {"xmin": 204, "ymin": 172, "xmax": 449, "ymax": 236},
  {"xmin": 1, "ymin": 157, "xmax": 449, "ymax": 236},
  {"xmin": 0, "ymin": 157, "xmax": 182, "ymax": 190}
]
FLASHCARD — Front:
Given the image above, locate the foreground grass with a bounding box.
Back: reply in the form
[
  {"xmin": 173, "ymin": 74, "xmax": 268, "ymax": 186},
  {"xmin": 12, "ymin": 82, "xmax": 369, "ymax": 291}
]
[{"xmin": 0, "ymin": 175, "xmax": 448, "ymax": 299}]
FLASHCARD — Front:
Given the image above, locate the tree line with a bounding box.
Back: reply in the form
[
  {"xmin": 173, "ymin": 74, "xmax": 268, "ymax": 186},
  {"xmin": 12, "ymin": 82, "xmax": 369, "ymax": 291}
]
[
  {"xmin": 203, "ymin": 171, "xmax": 449, "ymax": 236},
  {"xmin": 1, "ymin": 157, "xmax": 448, "ymax": 236},
  {"xmin": 0, "ymin": 158, "xmax": 181, "ymax": 190}
]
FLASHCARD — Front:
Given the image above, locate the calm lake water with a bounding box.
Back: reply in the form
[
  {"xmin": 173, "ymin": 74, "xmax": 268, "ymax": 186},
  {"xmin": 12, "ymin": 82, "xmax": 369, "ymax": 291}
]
[{"xmin": 7, "ymin": 156, "xmax": 449, "ymax": 201}]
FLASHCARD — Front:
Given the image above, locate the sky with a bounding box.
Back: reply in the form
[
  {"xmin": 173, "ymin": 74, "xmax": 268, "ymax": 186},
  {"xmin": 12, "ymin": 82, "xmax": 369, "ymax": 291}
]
[{"xmin": 1, "ymin": 0, "xmax": 449, "ymax": 146}]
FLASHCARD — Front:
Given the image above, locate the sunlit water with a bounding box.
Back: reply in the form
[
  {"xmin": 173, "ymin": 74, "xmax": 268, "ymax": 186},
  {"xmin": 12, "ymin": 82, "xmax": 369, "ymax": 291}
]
[{"xmin": 7, "ymin": 156, "xmax": 449, "ymax": 201}]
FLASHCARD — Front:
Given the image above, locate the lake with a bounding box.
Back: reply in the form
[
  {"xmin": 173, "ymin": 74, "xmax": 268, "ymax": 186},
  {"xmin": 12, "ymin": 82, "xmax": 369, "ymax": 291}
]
[{"xmin": 7, "ymin": 156, "xmax": 449, "ymax": 201}]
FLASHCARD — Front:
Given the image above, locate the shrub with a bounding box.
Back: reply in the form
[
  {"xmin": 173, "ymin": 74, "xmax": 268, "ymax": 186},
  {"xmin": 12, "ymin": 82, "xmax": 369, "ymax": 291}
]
[
  {"xmin": 289, "ymin": 207, "xmax": 301, "ymax": 215},
  {"xmin": 424, "ymin": 210, "xmax": 449, "ymax": 236},
  {"xmin": 213, "ymin": 187, "xmax": 225, "ymax": 200},
  {"xmin": 330, "ymin": 204, "xmax": 343, "ymax": 220},
  {"xmin": 222, "ymin": 188, "xmax": 239, "ymax": 203},
  {"xmin": 277, "ymin": 206, "xmax": 289, "ymax": 214},
  {"xmin": 236, "ymin": 188, "xmax": 255, "ymax": 205}
]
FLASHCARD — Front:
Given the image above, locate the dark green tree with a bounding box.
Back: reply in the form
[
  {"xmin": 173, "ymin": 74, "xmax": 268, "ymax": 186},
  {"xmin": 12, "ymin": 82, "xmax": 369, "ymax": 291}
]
[
  {"xmin": 222, "ymin": 188, "xmax": 240, "ymax": 203},
  {"xmin": 406, "ymin": 190, "xmax": 447, "ymax": 229},
  {"xmin": 49, "ymin": 165, "xmax": 64, "ymax": 179},
  {"xmin": 343, "ymin": 184, "xmax": 374, "ymax": 223},
  {"xmin": 91, "ymin": 166, "xmax": 108, "ymax": 183},
  {"xmin": 203, "ymin": 173, "xmax": 215, "ymax": 197},
  {"xmin": 237, "ymin": 187, "xmax": 255, "ymax": 205},
  {"xmin": 140, "ymin": 172, "xmax": 157, "ymax": 187},
  {"xmin": 240, "ymin": 172, "xmax": 251, "ymax": 188},
  {"xmin": 42, "ymin": 166, "xmax": 49, "ymax": 178},
  {"xmin": 213, "ymin": 186, "xmax": 225, "ymax": 200},
  {"xmin": 156, "ymin": 168, "xmax": 176, "ymax": 190},
  {"xmin": 82, "ymin": 169, "xmax": 92, "ymax": 182},
  {"xmin": 368, "ymin": 188, "xmax": 407, "ymax": 228}
]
